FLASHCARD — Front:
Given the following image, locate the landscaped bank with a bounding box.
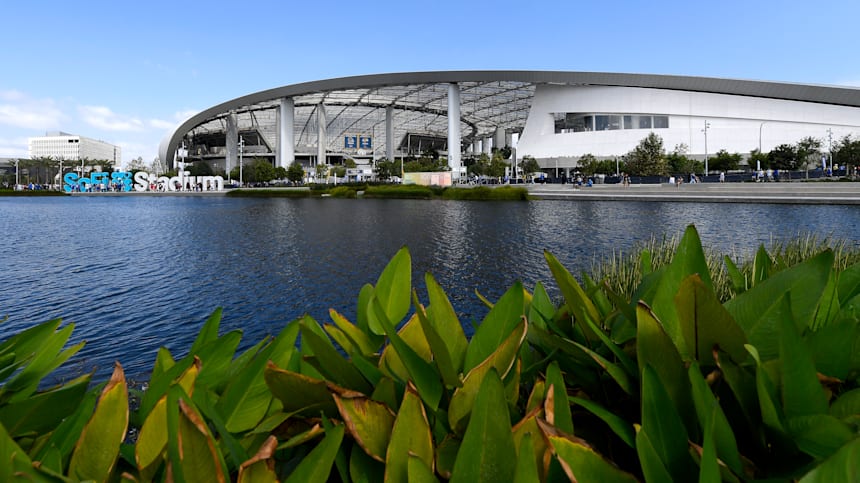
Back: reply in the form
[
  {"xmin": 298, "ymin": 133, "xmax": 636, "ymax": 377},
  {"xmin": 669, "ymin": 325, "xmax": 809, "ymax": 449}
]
[
  {"xmin": 226, "ymin": 184, "xmax": 531, "ymax": 200},
  {"xmin": 1, "ymin": 226, "xmax": 857, "ymax": 481}
]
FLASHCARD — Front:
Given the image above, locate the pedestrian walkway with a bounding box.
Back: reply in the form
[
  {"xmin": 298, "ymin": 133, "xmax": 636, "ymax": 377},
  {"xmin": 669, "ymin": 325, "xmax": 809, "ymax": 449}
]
[{"xmin": 526, "ymin": 182, "xmax": 860, "ymax": 204}]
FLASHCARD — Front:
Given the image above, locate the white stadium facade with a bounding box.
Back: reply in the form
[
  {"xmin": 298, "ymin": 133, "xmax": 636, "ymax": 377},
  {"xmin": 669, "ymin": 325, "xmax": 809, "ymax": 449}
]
[{"xmin": 158, "ymin": 71, "xmax": 860, "ymax": 178}]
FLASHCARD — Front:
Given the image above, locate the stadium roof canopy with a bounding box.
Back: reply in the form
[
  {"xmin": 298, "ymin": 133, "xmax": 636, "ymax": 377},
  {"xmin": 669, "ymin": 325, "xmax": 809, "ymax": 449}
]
[{"xmin": 159, "ymin": 71, "xmax": 860, "ymax": 166}]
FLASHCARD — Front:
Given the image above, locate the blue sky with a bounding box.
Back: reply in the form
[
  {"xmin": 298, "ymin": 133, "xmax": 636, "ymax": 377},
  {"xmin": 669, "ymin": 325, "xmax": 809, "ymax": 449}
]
[{"xmin": 1, "ymin": 0, "xmax": 858, "ymax": 166}]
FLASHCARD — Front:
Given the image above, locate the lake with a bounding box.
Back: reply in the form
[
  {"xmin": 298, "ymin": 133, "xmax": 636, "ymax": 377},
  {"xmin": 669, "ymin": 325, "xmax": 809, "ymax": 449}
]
[{"xmin": 2, "ymin": 196, "xmax": 859, "ymax": 381}]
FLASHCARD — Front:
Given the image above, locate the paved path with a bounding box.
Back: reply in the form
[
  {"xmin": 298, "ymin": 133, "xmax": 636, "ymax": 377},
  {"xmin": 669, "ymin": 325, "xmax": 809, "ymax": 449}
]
[{"xmin": 526, "ymin": 182, "xmax": 860, "ymax": 204}]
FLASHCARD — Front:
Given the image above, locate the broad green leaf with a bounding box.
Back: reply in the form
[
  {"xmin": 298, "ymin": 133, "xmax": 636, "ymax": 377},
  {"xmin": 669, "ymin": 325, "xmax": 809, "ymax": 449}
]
[
  {"xmin": 830, "ymin": 388, "xmax": 860, "ymax": 420},
  {"xmin": 697, "ymin": 405, "xmax": 721, "ymax": 483},
  {"xmin": 837, "ymin": 261, "xmax": 860, "ymax": 305},
  {"xmin": 635, "ymin": 427, "xmax": 674, "ymax": 483},
  {"xmin": 193, "ymin": 389, "xmax": 250, "ymax": 474},
  {"xmin": 263, "ymin": 363, "xmax": 339, "ymax": 417},
  {"xmin": 687, "ymin": 363, "xmax": 742, "ymax": 475},
  {"xmin": 548, "ymin": 434, "xmax": 638, "ymax": 482},
  {"xmin": 640, "ymin": 364, "xmax": 695, "ymax": 480},
  {"xmin": 637, "ymin": 302, "xmax": 695, "ymax": 431},
  {"xmin": 724, "ymin": 255, "xmax": 746, "ymax": 294},
  {"xmin": 544, "ymin": 361, "xmax": 574, "ymax": 434},
  {"xmin": 450, "ymin": 370, "xmax": 517, "ymax": 483},
  {"xmin": 385, "ymin": 385, "xmax": 434, "ymax": 482},
  {"xmin": 357, "ymin": 283, "xmax": 375, "ymax": 333},
  {"xmin": 713, "ymin": 349, "xmax": 758, "ymax": 430},
  {"xmin": 350, "ymin": 443, "xmax": 385, "ymax": 483},
  {"xmin": 751, "ymin": 245, "xmax": 772, "ymax": 287},
  {"xmin": 334, "ymin": 392, "xmax": 396, "ymax": 462},
  {"xmin": 3, "ymin": 323, "xmax": 81, "ymax": 400},
  {"xmin": 675, "ymin": 274, "xmax": 747, "ymax": 365},
  {"xmin": 646, "ymin": 225, "xmax": 713, "ymax": 359},
  {"xmin": 284, "ymin": 424, "xmax": 345, "ymax": 483},
  {"xmin": 237, "ymin": 435, "xmax": 278, "ymax": 483},
  {"xmin": 435, "ymin": 436, "xmax": 460, "ymax": 480},
  {"xmin": 570, "ymin": 396, "xmax": 635, "ymax": 448},
  {"xmin": 414, "ymin": 296, "xmax": 460, "ymax": 388},
  {"xmin": 798, "ymin": 435, "xmax": 860, "ymax": 482},
  {"xmin": 193, "ymin": 329, "xmax": 242, "ymax": 391},
  {"xmin": 379, "ymin": 313, "xmax": 432, "ymax": 383},
  {"xmin": 725, "ymin": 250, "xmax": 833, "ymax": 357},
  {"xmin": 425, "ymin": 273, "xmax": 468, "ymax": 366},
  {"xmin": 464, "ymin": 282, "xmax": 525, "ymax": 372},
  {"xmin": 811, "ymin": 269, "xmax": 840, "ymax": 330},
  {"xmin": 449, "ymin": 319, "xmax": 527, "ymax": 434},
  {"xmin": 190, "ymin": 307, "xmax": 223, "ymax": 355},
  {"xmin": 0, "ymin": 318, "xmax": 62, "ymax": 366},
  {"xmin": 329, "ymin": 309, "xmax": 378, "ymax": 355},
  {"xmin": 301, "ymin": 318, "xmax": 371, "ymax": 393},
  {"xmin": 528, "ymin": 282, "xmax": 555, "ymax": 330},
  {"xmin": 69, "ymin": 362, "xmax": 129, "ymax": 483},
  {"xmin": 513, "ymin": 432, "xmax": 541, "ymax": 483},
  {"xmin": 373, "ymin": 297, "xmax": 443, "ymax": 411},
  {"xmin": 368, "ymin": 247, "xmax": 412, "ymax": 335},
  {"xmin": 0, "ymin": 373, "xmax": 90, "ymax": 437},
  {"xmin": 807, "ymin": 312, "xmax": 858, "ymax": 380},
  {"xmin": 0, "ymin": 421, "xmax": 39, "ymax": 480},
  {"xmin": 567, "ymin": 335, "xmax": 635, "ymax": 395},
  {"xmin": 779, "ymin": 312, "xmax": 828, "ymax": 418},
  {"xmin": 787, "ymin": 414, "xmax": 855, "ymax": 460},
  {"xmin": 544, "ymin": 251, "xmax": 600, "ymax": 343},
  {"xmin": 174, "ymin": 398, "xmax": 228, "ymax": 483},
  {"xmin": 407, "ymin": 454, "xmax": 439, "ymax": 483},
  {"xmin": 747, "ymin": 344, "xmax": 786, "ymax": 435},
  {"xmin": 512, "ymin": 409, "xmax": 549, "ymax": 481},
  {"xmin": 217, "ymin": 321, "xmax": 300, "ymax": 433},
  {"xmin": 580, "ymin": 311, "xmax": 638, "ymax": 378},
  {"xmin": 151, "ymin": 346, "xmax": 175, "ymax": 380},
  {"xmin": 34, "ymin": 386, "xmax": 98, "ymax": 465},
  {"xmin": 583, "ymin": 271, "xmax": 614, "ymax": 319}
]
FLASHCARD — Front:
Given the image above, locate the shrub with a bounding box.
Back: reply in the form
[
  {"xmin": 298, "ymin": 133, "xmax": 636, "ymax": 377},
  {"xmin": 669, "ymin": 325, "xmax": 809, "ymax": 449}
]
[
  {"xmin": 364, "ymin": 184, "xmax": 434, "ymax": 199},
  {"xmin": 442, "ymin": 186, "xmax": 530, "ymax": 200},
  {"xmin": 0, "ymin": 226, "xmax": 858, "ymax": 481}
]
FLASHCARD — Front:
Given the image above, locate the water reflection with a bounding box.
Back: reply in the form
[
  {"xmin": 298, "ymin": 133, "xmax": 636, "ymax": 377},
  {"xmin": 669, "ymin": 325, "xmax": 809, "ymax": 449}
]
[{"xmin": 0, "ymin": 196, "xmax": 857, "ymax": 380}]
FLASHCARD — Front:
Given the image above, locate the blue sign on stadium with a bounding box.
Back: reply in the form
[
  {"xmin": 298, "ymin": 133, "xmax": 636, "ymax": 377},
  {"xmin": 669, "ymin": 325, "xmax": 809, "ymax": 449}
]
[
  {"xmin": 344, "ymin": 136, "xmax": 357, "ymax": 148},
  {"xmin": 359, "ymin": 136, "xmax": 372, "ymax": 149}
]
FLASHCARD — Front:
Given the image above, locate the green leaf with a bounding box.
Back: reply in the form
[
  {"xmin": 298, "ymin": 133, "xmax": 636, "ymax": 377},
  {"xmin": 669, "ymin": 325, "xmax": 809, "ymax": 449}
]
[
  {"xmin": 640, "ymin": 364, "xmax": 695, "ymax": 480},
  {"xmin": 751, "ymin": 244, "xmax": 773, "ymax": 287},
  {"xmin": 697, "ymin": 405, "xmax": 721, "ymax": 483},
  {"xmin": 425, "ymin": 272, "xmax": 468, "ymax": 375},
  {"xmin": 567, "ymin": 335, "xmax": 635, "ymax": 395},
  {"xmin": 779, "ymin": 311, "xmax": 828, "ymax": 418},
  {"xmin": 263, "ymin": 363, "xmax": 339, "ymax": 417},
  {"xmin": 414, "ymin": 295, "xmax": 460, "ymax": 388},
  {"xmin": 334, "ymin": 392, "xmax": 395, "ymax": 462},
  {"xmin": 284, "ymin": 424, "xmax": 345, "ymax": 483},
  {"xmin": 0, "ymin": 420, "xmax": 39, "ymax": 480},
  {"xmin": 407, "ymin": 454, "xmax": 439, "ymax": 483},
  {"xmin": 786, "ymin": 414, "xmax": 855, "ymax": 460},
  {"xmin": 513, "ymin": 432, "xmax": 541, "ymax": 483},
  {"xmin": 174, "ymin": 398, "xmax": 228, "ymax": 483},
  {"xmin": 368, "ymin": 247, "xmax": 412, "ymax": 335},
  {"xmin": 724, "ymin": 255, "xmax": 746, "ymax": 294},
  {"xmin": 646, "ymin": 225, "xmax": 713, "ymax": 359},
  {"xmin": 635, "ymin": 427, "xmax": 674, "ymax": 483},
  {"xmin": 3, "ymin": 323, "xmax": 81, "ymax": 400},
  {"xmin": 0, "ymin": 373, "xmax": 90, "ymax": 437},
  {"xmin": 687, "ymin": 363, "xmax": 742, "ymax": 475},
  {"xmin": 217, "ymin": 321, "xmax": 300, "ymax": 433},
  {"xmin": 747, "ymin": 344, "xmax": 786, "ymax": 435},
  {"xmin": 548, "ymin": 434, "xmax": 638, "ymax": 482},
  {"xmin": 68, "ymin": 362, "xmax": 129, "ymax": 483},
  {"xmin": 237, "ymin": 436, "xmax": 278, "ymax": 483},
  {"xmin": 713, "ymin": 349, "xmax": 758, "ymax": 430},
  {"xmin": 372, "ymin": 296, "xmax": 443, "ymax": 411},
  {"xmin": 807, "ymin": 312, "xmax": 858, "ymax": 380},
  {"xmin": 301, "ymin": 318, "xmax": 372, "ymax": 394},
  {"xmin": 350, "ymin": 443, "xmax": 385, "ymax": 483},
  {"xmin": 570, "ymin": 396, "xmax": 635, "ymax": 448},
  {"xmin": 580, "ymin": 312, "xmax": 638, "ymax": 378},
  {"xmin": 528, "ymin": 282, "xmax": 555, "ymax": 329},
  {"xmin": 34, "ymin": 385, "xmax": 98, "ymax": 465},
  {"xmin": 464, "ymin": 282, "xmax": 525, "ymax": 373},
  {"xmin": 830, "ymin": 388, "xmax": 860, "ymax": 420},
  {"xmin": 435, "ymin": 437, "xmax": 460, "ymax": 480},
  {"xmin": 675, "ymin": 274, "xmax": 747, "ymax": 365},
  {"xmin": 385, "ymin": 384, "xmax": 434, "ymax": 482},
  {"xmin": 544, "ymin": 251, "xmax": 600, "ymax": 342},
  {"xmin": 329, "ymin": 309, "xmax": 379, "ymax": 355},
  {"xmin": 449, "ymin": 319, "xmax": 527, "ymax": 435},
  {"xmin": 725, "ymin": 250, "xmax": 834, "ymax": 359},
  {"xmin": 190, "ymin": 307, "xmax": 223, "ymax": 355},
  {"xmin": 798, "ymin": 435, "xmax": 860, "ymax": 482},
  {"xmin": 450, "ymin": 370, "xmax": 517, "ymax": 483},
  {"xmin": 837, "ymin": 261, "xmax": 860, "ymax": 305},
  {"xmin": 357, "ymin": 283, "xmax": 375, "ymax": 334},
  {"xmin": 544, "ymin": 361, "xmax": 574, "ymax": 434},
  {"xmin": 637, "ymin": 302, "xmax": 695, "ymax": 431}
]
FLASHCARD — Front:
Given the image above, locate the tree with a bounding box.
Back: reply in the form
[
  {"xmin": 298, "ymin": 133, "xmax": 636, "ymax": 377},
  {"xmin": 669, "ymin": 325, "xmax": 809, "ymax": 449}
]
[
  {"xmin": 708, "ymin": 149, "xmax": 742, "ymax": 172},
  {"xmin": 188, "ymin": 162, "xmax": 214, "ymax": 176},
  {"xmin": 796, "ymin": 136, "xmax": 823, "ymax": 170},
  {"xmin": 374, "ymin": 159, "xmax": 397, "ymax": 181},
  {"xmin": 768, "ymin": 144, "xmax": 799, "ymax": 170},
  {"xmin": 748, "ymin": 148, "xmax": 769, "ymax": 170},
  {"xmin": 286, "ymin": 162, "xmax": 304, "ymax": 184},
  {"xmin": 468, "ymin": 154, "xmax": 490, "ymax": 177},
  {"xmin": 274, "ymin": 166, "xmax": 288, "ymax": 180},
  {"xmin": 127, "ymin": 156, "xmax": 147, "ymax": 172},
  {"xmin": 486, "ymin": 151, "xmax": 509, "ymax": 178},
  {"xmin": 344, "ymin": 158, "xmax": 357, "ymax": 169},
  {"xmin": 315, "ymin": 164, "xmax": 328, "ymax": 181},
  {"xmin": 833, "ymin": 135, "xmax": 860, "ymax": 169},
  {"xmin": 519, "ymin": 155, "xmax": 540, "ymax": 180},
  {"xmin": 624, "ymin": 133, "xmax": 667, "ymax": 176}
]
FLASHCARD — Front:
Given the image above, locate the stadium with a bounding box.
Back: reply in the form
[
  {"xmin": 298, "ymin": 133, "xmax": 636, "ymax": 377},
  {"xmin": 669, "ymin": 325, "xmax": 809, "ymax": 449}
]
[{"xmin": 158, "ymin": 71, "xmax": 860, "ymax": 179}]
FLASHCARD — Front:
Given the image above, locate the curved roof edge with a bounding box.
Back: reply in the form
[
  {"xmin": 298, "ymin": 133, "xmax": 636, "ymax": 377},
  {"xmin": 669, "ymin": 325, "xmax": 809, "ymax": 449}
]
[{"xmin": 159, "ymin": 70, "xmax": 860, "ymax": 166}]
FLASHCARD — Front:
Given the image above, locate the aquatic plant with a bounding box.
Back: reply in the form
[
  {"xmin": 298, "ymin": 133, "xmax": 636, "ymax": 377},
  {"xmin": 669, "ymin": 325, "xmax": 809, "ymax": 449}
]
[{"xmin": 0, "ymin": 226, "xmax": 857, "ymax": 481}]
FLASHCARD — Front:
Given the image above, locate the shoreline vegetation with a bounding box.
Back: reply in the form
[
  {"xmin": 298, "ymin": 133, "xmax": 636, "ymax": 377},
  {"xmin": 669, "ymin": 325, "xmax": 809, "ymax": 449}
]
[
  {"xmin": 1, "ymin": 226, "xmax": 858, "ymax": 481},
  {"xmin": 225, "ymin": 184, "xmax": 532, "ymax": 200}
]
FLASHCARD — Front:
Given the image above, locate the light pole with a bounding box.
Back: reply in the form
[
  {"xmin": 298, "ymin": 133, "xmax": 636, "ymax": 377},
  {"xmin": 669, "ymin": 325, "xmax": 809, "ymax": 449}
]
[
  {"xmin": 827, "ymin": 128, "xmax": 834, "ymax": 172},
  {"xmin": 702, "ymin": 120, "xmax": 711, "ymax": 176},
  {"xmin": 14, "ymin": 158, "xmax": 19, "ymax": 188},
  {"xmin": 239, "ymin": 136, "xmax": 245, "ymax": 187}
]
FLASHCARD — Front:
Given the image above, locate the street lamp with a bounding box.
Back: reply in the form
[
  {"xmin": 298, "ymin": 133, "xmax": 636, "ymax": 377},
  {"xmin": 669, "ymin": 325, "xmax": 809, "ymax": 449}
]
[
  {"xmin": 239, "ymin": 136, "xmax": 245, "ymax": 187},
  {"xmin": 827, "ymin": 128, "xmax": 834, "ymax": 173},
  {"xmin": 702, "ymin": 120, "xmax": 711, "ymax": 176}
]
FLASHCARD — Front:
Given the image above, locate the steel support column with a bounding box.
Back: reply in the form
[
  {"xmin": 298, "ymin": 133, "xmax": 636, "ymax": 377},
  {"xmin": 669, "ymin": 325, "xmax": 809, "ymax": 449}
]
[
  {"xmin": 386, "ymin": 105, "xmax": 394, "ymax": 162},
  {"xmin": 317, "ymin": 103, "xmax": 326, "ymax": 165},
  {"xmin": 226, "ymin": 112, "xmax": 238, "ymax": 175},
  {"xmin": 279, "ymin": 97, "xmax": 294, "ymax": 168},
  {"xmin": 447, "ymin": 83, "xmax": 461, "ymax": 179}
]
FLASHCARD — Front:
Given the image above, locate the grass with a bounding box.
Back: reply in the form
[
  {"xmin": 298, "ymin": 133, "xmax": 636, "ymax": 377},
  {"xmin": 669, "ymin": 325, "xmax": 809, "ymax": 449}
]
[
  {"xmin": 588, "ymin": 232, "xmax": 860, "ymax": 302},
  {"xmin": 0, "ymin": 189, "xmax": 66, "ymax": 196}
]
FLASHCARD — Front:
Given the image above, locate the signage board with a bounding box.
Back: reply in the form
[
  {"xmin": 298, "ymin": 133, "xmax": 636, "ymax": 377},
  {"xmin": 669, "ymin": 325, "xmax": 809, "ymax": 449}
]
[
  {"xmin": 359, "ymin": 136, "xmax": 372, "ymax": 149},
  {"xmin": 344, "ymin": 136, "xmax": 357, "ymax": 149}
]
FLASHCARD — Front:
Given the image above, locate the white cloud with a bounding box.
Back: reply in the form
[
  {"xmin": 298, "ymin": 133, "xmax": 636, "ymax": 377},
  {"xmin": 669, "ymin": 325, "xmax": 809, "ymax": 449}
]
[
  {"xmin": 78, "ymin": 105, "xmax": 145, "ymax": 132},
  {"xmin": 0, "ymin": 136, "xmax": 30, "ymax": 157},
  {"xmin": 0, "ymin": 91, "xmax": 64, "ymax": 129},
  {"xmin": 149, "ymin": 109, "xmax": 200, "ymax": 131}
]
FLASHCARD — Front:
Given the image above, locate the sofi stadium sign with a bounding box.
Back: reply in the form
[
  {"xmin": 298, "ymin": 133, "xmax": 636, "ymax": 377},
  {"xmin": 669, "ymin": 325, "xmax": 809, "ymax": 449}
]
[{"xmin": 63, "ymin": 171, "xmax": 225, "ymax": 193}]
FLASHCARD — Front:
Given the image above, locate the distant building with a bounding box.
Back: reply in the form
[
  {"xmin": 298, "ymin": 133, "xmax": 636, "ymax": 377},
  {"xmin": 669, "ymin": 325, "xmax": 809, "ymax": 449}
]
[{"xmin": 28, "ymin": 132, "xmax": 121, "ymax": 166}]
